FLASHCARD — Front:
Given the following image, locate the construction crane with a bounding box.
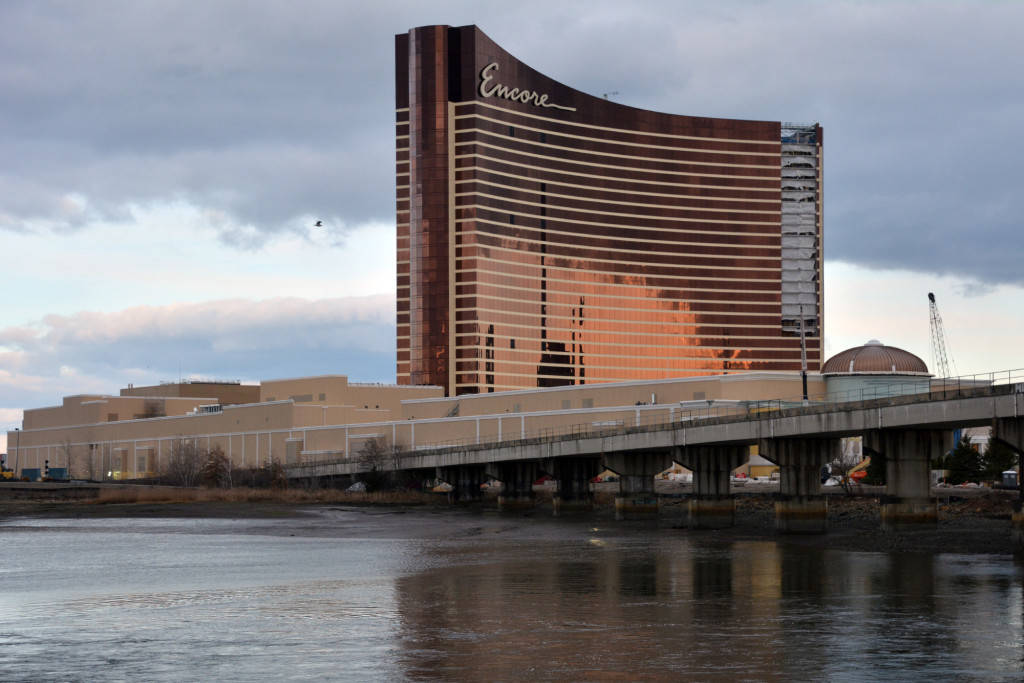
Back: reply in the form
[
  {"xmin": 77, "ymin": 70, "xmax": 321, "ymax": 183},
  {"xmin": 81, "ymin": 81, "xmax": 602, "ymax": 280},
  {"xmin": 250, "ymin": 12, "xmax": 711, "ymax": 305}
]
[{"xmin": 928, "ymin": 292, "xmax": 956, "ymax": 378}]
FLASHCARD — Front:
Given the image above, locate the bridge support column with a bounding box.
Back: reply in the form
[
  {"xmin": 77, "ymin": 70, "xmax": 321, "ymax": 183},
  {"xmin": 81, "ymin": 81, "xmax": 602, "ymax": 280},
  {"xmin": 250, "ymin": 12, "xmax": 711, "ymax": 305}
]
[
  {"xmin": 490, "ymin": 461, "xmax": 538, "ymax": 511},
  {"xmin": 992, "ymin": 417, "xmax": 1024, "ymax": 554},
  {"xmin": 545, "ymin": 457, "xmax": 600, "ymax": 516},
  {"xmin": 437, "ymin": 465, "xmax": 486, "ymax": 503},
  {"xmin": 604, "ymin": 451, "xmax": 673, "ymax": 520},
  {"xmin": 678, "ymin": 446, "xmax": 747, "ymax": 529},
  {"xmin": 761, "ymin": 438, "xmax": 836, "ymax": 534},
  {"xmin": 867, "ymin": 429, "xmax": 948, "ymax": 529}
]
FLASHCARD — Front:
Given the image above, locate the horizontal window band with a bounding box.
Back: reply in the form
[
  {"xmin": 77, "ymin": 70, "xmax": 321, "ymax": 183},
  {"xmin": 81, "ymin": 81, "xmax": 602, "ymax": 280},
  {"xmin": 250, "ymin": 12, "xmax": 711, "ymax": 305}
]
[
  {"xmin": 453, "ymin": 268, "xmax": 788, "ymax": 298},
  {"xmin": 455, "ymin": 293, "xmax": 779, "ymax": 315},
  {"xmin": 456, "ymin": 235, "xmax": 779, "ymax": 265},
  {"xmin": 454, "ymin": 263, "xmax": 784, "ymax": 287},
  {"xmin": 455, "ymin": 125, "xmax": 779, "ymax": 167},
  {"xmin": 460, "ymin": 215, "xmax": 780, "ymax": 245},
  {"xmin": 459, "ymin": 215, "xmax": 779, "ymax": 242},
  {"xmin": 460, "ymin": 206, "xmax": 779, "ymax": 231},
  {"xmin": 455, "ymin": 245, "xmax": 781, "ymax": 272},
  {"xmin": 458, "ymin": 190, "xmax": 779, "ymax": 219},
  {"xmin": 453, "ymin": 347, "xmax": 814, "ymax": 363},
  {"xmin": 454, "ymin": 114, "xmax": 782, "ymax": 157},
  {"xmin": 457, "ymin": 154, "xmax": 778, "ymax": 193},
  {"xmin": 455, "ymin": 305, "xmax": 779, "ymax": 324},
  {"xmin": 456, "ymin": 312, "xmax": 782, "ymax": 330},
  {"xmin": 451, "ymin": 305, "xmax": 782, "ymax": 329},
  {"xmin": 452, "ymin": 363, "xmax": 808, "ymax": 385},
  {"xmin": 456, "ymin": 176, "xmax": 780, "ymax": 207},
  {"xmin": 455, "ymin": 282, "xmax": 781, "ymax": 307},
  {"xmin": 456, "ymin": 141, "xmax": 778, "ymax": 180},
  {"xmin": 456, "ymin": 221, "xmax": 780, "ymax": 251},
  {"xmin": 452, "ymin": 100, "xmax": 781, "ymax": 147},
  {"xmin": 454, "ymin": 163, "xmax": 779, "ymax": 197},
  {"xmin": 454, "ymin": 331, "xmax": 813, "ymax": 346}
]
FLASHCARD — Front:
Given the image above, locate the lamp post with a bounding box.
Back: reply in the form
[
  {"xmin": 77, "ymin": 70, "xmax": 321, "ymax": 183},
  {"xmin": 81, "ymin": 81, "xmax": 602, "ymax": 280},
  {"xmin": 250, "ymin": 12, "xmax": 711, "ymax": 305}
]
[{"xmin": 799, "ymin": 306, "xmax": 809, "ymax": 404}]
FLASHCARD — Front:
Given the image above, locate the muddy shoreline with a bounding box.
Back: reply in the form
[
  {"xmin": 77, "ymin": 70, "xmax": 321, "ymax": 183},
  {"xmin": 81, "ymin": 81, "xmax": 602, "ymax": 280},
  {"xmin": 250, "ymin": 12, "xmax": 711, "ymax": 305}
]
[{"xmin": 1, "ymin": 489, "xmax": 1017, "ymax": 556}]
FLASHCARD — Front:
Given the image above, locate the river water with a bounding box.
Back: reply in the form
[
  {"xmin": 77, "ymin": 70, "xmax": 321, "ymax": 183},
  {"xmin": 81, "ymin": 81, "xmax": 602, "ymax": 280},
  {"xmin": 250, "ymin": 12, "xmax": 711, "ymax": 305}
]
[{"xmin": 1, "ymin": 507, "xmax": 1022, "ymax": 681}]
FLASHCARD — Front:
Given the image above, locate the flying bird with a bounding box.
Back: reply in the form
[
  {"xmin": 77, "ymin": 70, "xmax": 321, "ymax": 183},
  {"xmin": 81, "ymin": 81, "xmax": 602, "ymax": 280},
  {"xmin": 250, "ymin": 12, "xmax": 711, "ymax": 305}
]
[{"xmin": 314, "ymin": 220, "xmax": 323, "ymax": 227}]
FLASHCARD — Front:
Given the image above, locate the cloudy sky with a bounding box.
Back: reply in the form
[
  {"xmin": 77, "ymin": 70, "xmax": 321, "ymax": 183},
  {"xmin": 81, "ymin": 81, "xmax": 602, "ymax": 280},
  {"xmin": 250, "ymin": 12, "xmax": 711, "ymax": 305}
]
[{"xmin": 3, "ymin": 1, "xmax": 1023, "ymax": 448}]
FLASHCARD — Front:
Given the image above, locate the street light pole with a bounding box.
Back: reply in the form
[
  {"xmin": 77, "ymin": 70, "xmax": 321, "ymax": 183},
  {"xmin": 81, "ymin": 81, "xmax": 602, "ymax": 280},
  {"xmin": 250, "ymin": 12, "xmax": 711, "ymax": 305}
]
[{"xmin": 799, "ymin": 305, "xmax": 809, "ymax": 404}]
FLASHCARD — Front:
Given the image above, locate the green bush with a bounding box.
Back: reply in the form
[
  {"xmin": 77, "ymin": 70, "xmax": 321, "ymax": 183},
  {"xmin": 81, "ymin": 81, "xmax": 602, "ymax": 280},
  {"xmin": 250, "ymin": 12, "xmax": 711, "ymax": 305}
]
[
  {"xmin": 941, "ymin": 437, "xmax": 983, "ymax": 485},
  {"xmin": 982, "ymin": 439, "xmax": 1019, "ymax": 482}
]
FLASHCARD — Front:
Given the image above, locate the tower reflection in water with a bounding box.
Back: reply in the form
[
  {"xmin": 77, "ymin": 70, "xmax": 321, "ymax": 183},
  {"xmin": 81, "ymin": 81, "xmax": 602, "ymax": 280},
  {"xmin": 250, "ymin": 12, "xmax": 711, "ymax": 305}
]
[{"xmin": 392, "ymin": 539, "xmax": 1022, "ymax": 680}]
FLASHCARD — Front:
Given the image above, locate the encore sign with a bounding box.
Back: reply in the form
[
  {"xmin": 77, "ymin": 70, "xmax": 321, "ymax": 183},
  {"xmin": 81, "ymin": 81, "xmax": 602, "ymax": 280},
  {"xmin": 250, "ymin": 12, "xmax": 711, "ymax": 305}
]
[{"xmin": 478, "ymin": 63, "xmax": 576, "ymax": 112}]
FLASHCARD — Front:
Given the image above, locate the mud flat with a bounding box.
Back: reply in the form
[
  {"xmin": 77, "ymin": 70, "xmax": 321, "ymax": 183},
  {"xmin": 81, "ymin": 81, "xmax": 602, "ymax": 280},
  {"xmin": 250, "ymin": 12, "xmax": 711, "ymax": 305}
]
[{"xmin": 1, "ymin": 483, "xmax": 1017, "ymax": 555}]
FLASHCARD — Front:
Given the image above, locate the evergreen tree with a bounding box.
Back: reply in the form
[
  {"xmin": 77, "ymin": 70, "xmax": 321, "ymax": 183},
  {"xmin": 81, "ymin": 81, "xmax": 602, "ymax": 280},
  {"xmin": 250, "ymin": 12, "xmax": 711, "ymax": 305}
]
[
  {"xmin": 982, "ymin": 439, "xmax": 1019, "ymax": 482},
  {"xmin": 943, "ymin": 437, "xmax": 983, "ymax": 485}
]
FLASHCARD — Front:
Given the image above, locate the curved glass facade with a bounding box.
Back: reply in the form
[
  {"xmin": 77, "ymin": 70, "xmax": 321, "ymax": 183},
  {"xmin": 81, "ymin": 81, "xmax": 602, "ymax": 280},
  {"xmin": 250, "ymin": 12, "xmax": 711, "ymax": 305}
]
[{"xmin": 397, "ymin": 25, "xmax": 822, "ymax": 395}]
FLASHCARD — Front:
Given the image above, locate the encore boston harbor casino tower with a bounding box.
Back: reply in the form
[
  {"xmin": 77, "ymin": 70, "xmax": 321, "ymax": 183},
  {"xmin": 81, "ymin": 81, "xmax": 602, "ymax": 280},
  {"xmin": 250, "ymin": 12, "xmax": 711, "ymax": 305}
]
[{"xmin": 396, "ymin": 25, "xmax": 823, "ymax": 396}]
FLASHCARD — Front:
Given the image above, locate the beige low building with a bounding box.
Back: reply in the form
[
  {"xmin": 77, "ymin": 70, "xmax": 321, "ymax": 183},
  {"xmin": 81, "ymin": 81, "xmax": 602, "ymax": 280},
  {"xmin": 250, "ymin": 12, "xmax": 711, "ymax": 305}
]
[{"xmin": 6, "ymin": 372, "xmax": 825, "ymax": 480}]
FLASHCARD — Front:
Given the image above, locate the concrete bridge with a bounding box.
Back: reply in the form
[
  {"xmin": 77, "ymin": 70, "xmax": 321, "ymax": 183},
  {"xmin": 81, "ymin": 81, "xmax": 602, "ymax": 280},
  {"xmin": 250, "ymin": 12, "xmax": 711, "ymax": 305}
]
[{"xmin": 286, "ymin": 383, "xmax": 1024, "ymax": 543}]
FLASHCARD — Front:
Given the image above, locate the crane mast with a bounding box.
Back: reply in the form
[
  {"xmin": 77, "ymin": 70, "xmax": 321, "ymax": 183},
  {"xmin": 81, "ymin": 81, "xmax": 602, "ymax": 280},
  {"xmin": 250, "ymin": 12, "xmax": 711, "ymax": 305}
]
[{"xmin": 927, "ymin": 292, "xmax": 955, "ymax": 378}]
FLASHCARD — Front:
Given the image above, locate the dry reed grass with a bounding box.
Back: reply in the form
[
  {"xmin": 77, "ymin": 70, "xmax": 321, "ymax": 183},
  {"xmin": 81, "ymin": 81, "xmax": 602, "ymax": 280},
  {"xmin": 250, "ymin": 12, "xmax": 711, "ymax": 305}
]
[{"xmin": 92, "ymin": 486, "xmax": 443, "ymax": 506}]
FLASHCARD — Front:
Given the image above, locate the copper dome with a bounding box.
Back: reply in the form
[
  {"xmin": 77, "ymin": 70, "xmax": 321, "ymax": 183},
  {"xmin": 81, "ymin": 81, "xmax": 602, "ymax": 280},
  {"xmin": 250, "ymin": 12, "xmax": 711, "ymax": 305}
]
[{"xmin": 821, "ymin": 340, "xmax": 930, "ymax": 376}]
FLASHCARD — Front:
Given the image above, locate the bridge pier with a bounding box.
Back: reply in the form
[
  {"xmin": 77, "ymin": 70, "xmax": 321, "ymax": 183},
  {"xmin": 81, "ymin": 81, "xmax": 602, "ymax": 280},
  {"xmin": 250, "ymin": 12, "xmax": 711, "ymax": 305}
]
[
  {"xmin": 867, "ymin": 429, "xmax": 948, "ymax": 529},
  {"xmin": 678, "ymin": 445, "xmax": 747, "ymax": 529},
  {"xmin": 437, "ymin": 464, "xmax": 486, "ymax": 503},
  {"xmin": 992, "ymin": 417, "xmax": 1024, "ymax": 554},
  {"xmin": 545, "ymin": 457, "xmax": 600, "ymax": 516},
  {"xmin": 604, "ymin": 451, "xmax": 672, "ymax": 520},
  {"xmin": 488, "ymin": 461, "xmax": 538, "ymax": 511},
  {"xmin": 761, "ymin": 438, "xmax": 836, "ymax": 534}
]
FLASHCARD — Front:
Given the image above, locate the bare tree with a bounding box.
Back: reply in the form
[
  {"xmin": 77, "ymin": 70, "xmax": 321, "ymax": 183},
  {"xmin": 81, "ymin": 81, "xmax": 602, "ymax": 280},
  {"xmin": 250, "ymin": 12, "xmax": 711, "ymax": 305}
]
[
  {"xmin": 165, "ymin": 438, "xmax": 204, "ymax": 487},
  {"xmin": 829, "ymin": 437, "xmax": 865, "ymax": 494},
  {"xmin": 59, "ymin": 439, "xmax": 74, "ymax": 479},
  {"xmin": 357, "ymin": 437, "xmax": 389, "ymax": 469},
  {"xmin": 357, "ymin": 438, "xmax": 398, "ymax": 491},
  {"xmin": 140, "ymin": 399, "xmax": 166, "ymax": 419},
  {"xmin": 201, "ymin": 446, "xmax": 231, "ymax": 488},
  {"xmin": 84, "ymin": 444, "xmax": 97, "ymax": 481}
]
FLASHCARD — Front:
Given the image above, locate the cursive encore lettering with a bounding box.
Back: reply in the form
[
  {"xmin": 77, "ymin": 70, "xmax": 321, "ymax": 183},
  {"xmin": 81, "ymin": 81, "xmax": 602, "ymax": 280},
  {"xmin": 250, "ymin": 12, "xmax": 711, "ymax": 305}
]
[{"xmin": 478, "ymin": 63, "xmax": 576, "ymax": 112}]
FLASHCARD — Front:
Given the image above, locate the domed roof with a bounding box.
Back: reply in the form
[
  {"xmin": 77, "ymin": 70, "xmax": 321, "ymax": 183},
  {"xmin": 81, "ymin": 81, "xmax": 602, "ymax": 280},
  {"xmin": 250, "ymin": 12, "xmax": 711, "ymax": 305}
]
[{"xmin": 821, "ymin": 340, "xmax": 930, "ymax": 376}]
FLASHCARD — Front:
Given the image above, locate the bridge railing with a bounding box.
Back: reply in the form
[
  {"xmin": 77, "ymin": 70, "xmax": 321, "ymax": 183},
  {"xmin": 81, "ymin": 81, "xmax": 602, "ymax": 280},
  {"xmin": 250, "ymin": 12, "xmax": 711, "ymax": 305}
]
[{"xmin": 285, "ymin": 368, "xmax": 1024, "ymax": 472}]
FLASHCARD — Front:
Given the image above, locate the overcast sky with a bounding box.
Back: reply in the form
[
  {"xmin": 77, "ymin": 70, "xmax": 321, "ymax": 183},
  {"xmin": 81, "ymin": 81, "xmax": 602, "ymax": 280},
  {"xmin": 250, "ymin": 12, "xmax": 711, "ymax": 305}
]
[{"xmin": 3, "ymin": 1, "xmax": 1024, "ymax": 448}]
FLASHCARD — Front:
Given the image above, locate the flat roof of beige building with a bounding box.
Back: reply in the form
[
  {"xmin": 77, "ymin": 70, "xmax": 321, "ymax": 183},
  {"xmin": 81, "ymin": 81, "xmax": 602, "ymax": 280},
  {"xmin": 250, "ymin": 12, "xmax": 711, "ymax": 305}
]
[{"xmin": 7, "ymin": 371, "xmax": 825, "ymax": 480}]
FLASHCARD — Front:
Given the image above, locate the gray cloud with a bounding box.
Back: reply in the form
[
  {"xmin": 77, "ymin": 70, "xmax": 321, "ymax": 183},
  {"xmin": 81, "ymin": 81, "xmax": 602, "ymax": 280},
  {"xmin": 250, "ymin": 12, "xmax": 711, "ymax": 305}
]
[
  {"xmin": 0, "ymin": 295, "xmax": 396, "ymax": 411},
  {"xmin": 2, "ymin": 1, "xmax": 1023, "ymax": 279}
]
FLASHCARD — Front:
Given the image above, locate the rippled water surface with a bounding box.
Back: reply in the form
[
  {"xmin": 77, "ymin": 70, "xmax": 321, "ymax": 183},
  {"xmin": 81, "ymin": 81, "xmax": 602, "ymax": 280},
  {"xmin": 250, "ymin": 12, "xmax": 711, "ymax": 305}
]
[{"xmin": 1, "ymin": 508, "xmax": 1022, "ymax": 681}]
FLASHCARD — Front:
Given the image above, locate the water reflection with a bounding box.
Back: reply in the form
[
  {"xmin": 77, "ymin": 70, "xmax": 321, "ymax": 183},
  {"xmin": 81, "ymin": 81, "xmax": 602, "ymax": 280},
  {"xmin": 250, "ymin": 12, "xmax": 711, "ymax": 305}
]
[
  {"xmin": 1, "ymin": 513, "xmax": 1022, "ymax": 681},
  {"xmin": 393, "ymin": 538, "xmax": 1024, "ymax": 681}
]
